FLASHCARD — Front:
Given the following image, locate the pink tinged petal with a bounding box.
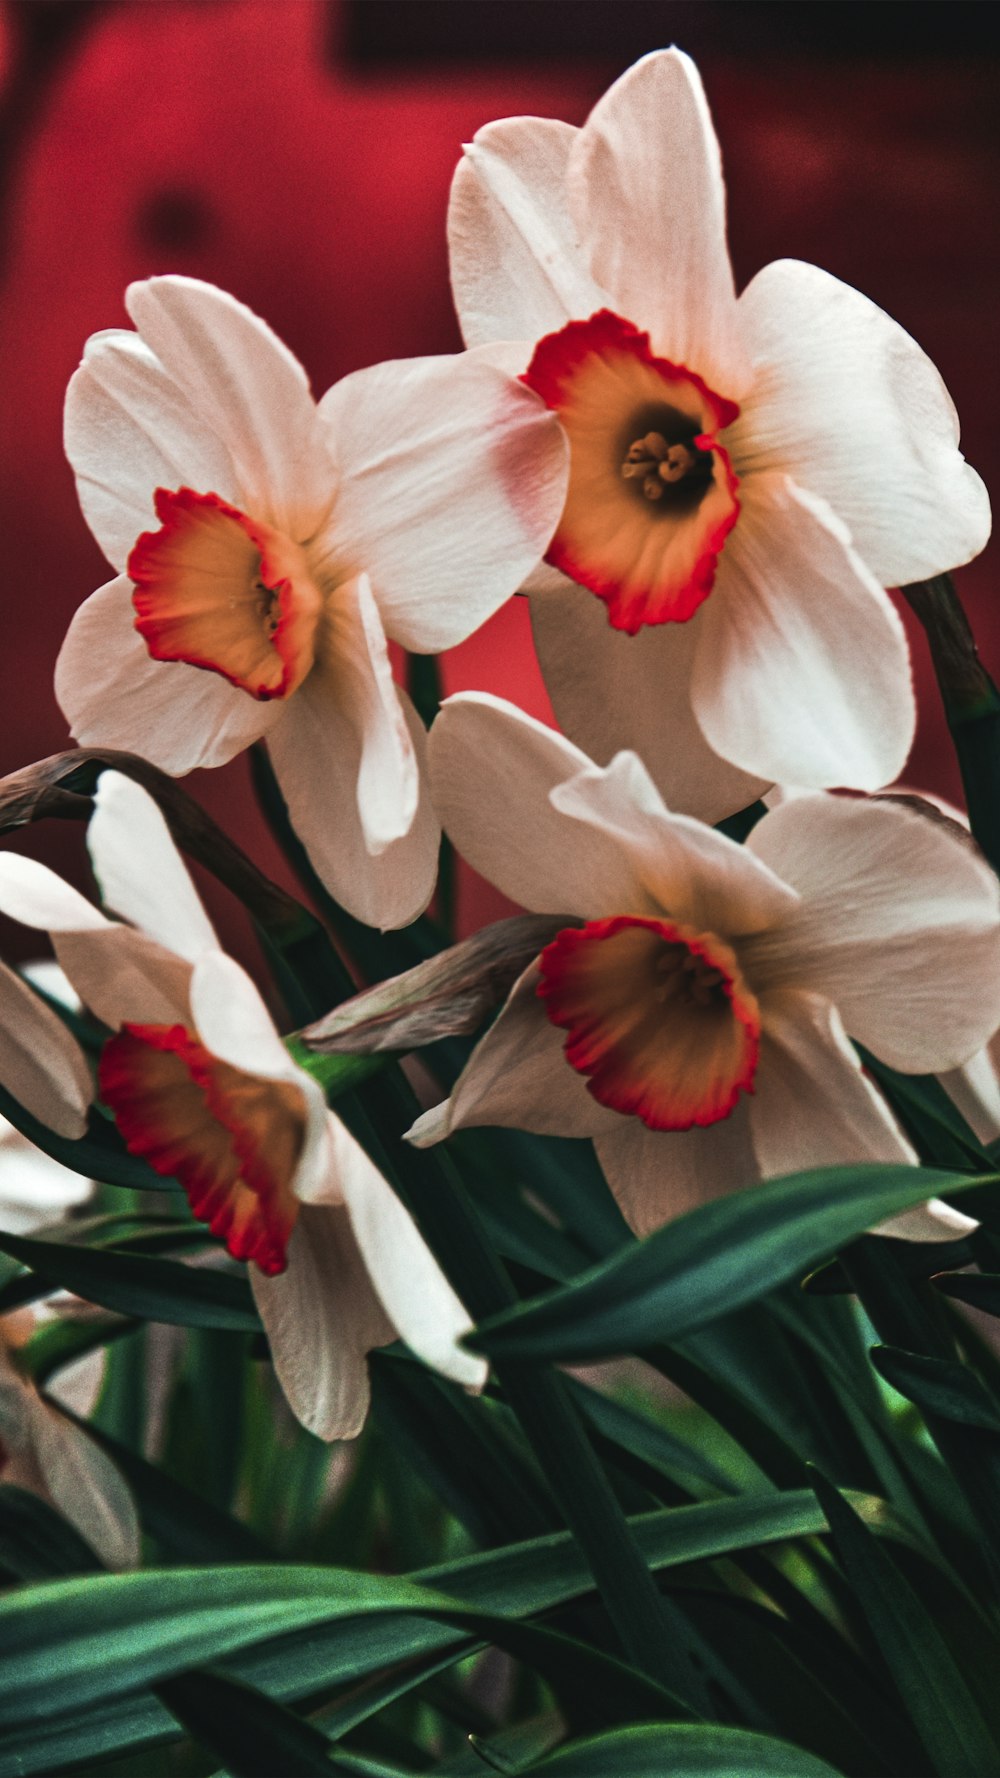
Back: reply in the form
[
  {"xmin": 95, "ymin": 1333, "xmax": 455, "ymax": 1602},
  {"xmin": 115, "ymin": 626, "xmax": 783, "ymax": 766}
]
[
  {"xmin": 428, "ymin": 693, "xmax": 652, "ymax": 918},
  {"xmin": 125, "ymin": 278, "xmax": 332, "ymax": 538},
  {"xmin": 267, "ymin": 656, "xmax": 438, "ymax": 931},
  {"xmin": 252, "ymin": 1204, "xmax": 394, "ymax": 1440},
  {"xmin": 55, "ymin": 576, "xmax": 285, "ymax": 774},
  {"xmin": 55, "ymin": 928, "xmax": 193, "ymax": 1033},
  {"xmin": 691, "ymin": 475, "xmax": 915, "ymax": 791},
  {"xmin": 594, "ymin": 1098, "xmax": 757, "ymax": 1238},
  {"xmin": 29, "ymin": 1395, "xmax": 140, "ymax": 1569},
  {"xmin": 336, "ymin": 1126, "xmax": 487, "ymax": 1393},
  {"xmin": 744, "ymin": 793, "xmax": 1000, "ymax": 1072},
  {"xmin": 0, "ymin": 962, "xmax": 92, "ymax": 1139},
  {"xmin": 316, "ymin": 354, "xmax": 568, "ymax": 653},
  {"xmin": 88, "ymin": 770, "xmax": 218, "ymax": 962},
  {"xmin": 750, "ymin": 989, "xmax": 915, "ymax": 1181},
  {"xmin": 529, "ymin": 574, "xmax": 769, "ymax": 824},
  {"xmin": 448, "ymin": 116, "xmax": 608, "ymax": 347},
  {"xmin": 406, "ymin": 965, "xmax": 621, "ymax": 1148},
  {"xmin": 65, "ymin": 329, "xmax": 239, "ymax": 573},
  {"xmin": 731, "ymin": 259, "xmax": 991, "ymax": 585},
  {"xmin": 549, "ymin": 752, "xmax": 798, "ymax": 937},
  {"xmin": 939, "ymin": 1046, "xmax": 1000, "ymax": 1147},
  {"xmin": 188, "ymin": 951, "xmax": 332, "ymax": 1207},
  {"xmin": 566, "ymin": 50, "xmax": 751, "ymax": 398}
]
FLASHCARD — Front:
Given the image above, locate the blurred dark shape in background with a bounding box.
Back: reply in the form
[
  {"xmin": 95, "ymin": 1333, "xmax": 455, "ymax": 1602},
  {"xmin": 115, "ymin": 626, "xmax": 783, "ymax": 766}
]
[{"xmin": 0, "ymin": 0, "xmax": 996, "ymax": 962}]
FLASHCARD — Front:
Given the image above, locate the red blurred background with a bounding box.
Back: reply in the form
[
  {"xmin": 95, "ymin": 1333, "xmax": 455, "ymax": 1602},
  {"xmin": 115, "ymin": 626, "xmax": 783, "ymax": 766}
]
[{"xmin": 0, "ymin": 0, "xmax": 996, "ymax": 968}]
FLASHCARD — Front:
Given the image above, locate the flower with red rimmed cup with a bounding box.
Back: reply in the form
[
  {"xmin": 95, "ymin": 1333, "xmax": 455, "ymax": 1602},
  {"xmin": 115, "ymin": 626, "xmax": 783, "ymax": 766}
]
[
  {"xmin": 0, "ymin": 771, "xmax": 486, "ymax": 1439},
  {"xmin": 406, "ymin": 694, "xmax": 1000, "ymax": 1239},
  {"xmin": 448, "ymin": 49, "xmax": 991, "ymax": 817},
  {"xmin": 56, "ymin": 276, "xmax": 568, "ymax": 929}
]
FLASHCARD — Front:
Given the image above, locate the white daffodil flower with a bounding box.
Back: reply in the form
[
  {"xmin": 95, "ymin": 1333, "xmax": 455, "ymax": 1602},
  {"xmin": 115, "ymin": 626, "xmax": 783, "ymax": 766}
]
[
  {"xmin": 448, "ymin": 50, "xmax": 991, "ymax": 817},
  {"xmin": 0, "ymin": 773, "xmax": 486, "ymax": 1439},
  {"xmin": 56, "ymin": 277, "xmax": 568, "ymax": 929},
  {"xmin": 0, "ymin": 964, "xmax": 93, "ymax": 1234},
  {"xmin": 408, "ymin": 694, "xmax": 1000, "ymax": 1238}
]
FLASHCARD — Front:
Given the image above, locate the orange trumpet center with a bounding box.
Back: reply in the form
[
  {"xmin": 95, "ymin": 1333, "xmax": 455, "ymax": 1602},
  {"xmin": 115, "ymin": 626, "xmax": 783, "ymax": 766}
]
[
  {"xmin": 99, "ymin": 1024, "xmax": 305, "ymax": 1274},
  {"xmin": 129, "ymin": 487, "xmax": 323, "ymax": 700},
  {"xmin": 521, "ymin": 309, "xmax": 740, "ymax": 635},
  {"xmin": 538, "ymin": 915, "xmax": 759, "ymax": 1131}
]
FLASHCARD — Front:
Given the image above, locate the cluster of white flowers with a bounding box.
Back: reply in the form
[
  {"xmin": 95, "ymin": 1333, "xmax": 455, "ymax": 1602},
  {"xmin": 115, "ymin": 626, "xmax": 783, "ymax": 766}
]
[{"xmin": 0, "ymin": 50, "xmax": 996, "ymax": 1487}]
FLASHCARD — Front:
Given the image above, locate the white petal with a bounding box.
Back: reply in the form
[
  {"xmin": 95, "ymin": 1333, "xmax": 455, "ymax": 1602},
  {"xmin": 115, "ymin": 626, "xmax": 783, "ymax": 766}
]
[
  {"xmin": 530, "ymin": 574, "xmax": 769, "ymax": 823},
  {"xmin": 317, "ymin": 354, "xmax": 568, "ymax": 653},
  {"xmin": 125, "ymin": 278, "xmax": 332, "ymax": 538},
  {"xmin": 337, "ymin": 1123, "xmax": 487, "ymax": 1393},
  {"xmin": 594, "ymin": 1097, "xmax": 757, "ymax": 1238},
  {"xmin": 54, "ymin": 927, "xmax": 192, "ymax": 1032},
  {"xmin": 0, "ymin": 1122, "xmax": 93, "ymax": 1230},
  {"xmin": 56, "ymin": 576, "xmax": 284, "ymax": 774},
  {"xmin": 322, "ymin": 575, "xmax": 419, "ymax": 856},
  {"xmin": 30, "ymin": 1395, "xmax": 140, "ymax": 1569},
  {"xmin": 189, "ymin": 951, "xmax": 332, "ymax": 1207},
  {"xmin": 939, "ymin": 1044, "xmax": 1000, "ymax": 1146},
  {"xmin": 267, "ymin": 656, "xmax": 438, "ymax": 930},
  {"xmin": 751, "ymin": 990, "xmax": 915, "ymax": 1180},
  {"xmin": 730, "ymin": 260, "xmax": 991, "ymax": 585},
  {"xmin": 567, "ymin": 50, "xmax": 751, "ymax": 397},
  {"xmin": 88, "ymin": 771, "xmax": 218, "ymax": 961},
  {"xmin": 428, "ymin": 692, "xmax": 650, "ymax": 917},
  {"xmin": 448, "ymin": 116, "xmax": 607, "ymax": 346},
  {"xmin": 744, "ymin": 793, "xmax": 1000, "ymax": 1071},
  {"xmin": 65, "ymin": 329, "xmax": 238, "ymax": 573},
  {"xmin": 0, "ymin": 963, "xmax": 92, "ymax": 1138},
  {"xmin": 406, "ymin": 965, "xmax": 620, "ymax": 1147},
  {"xmin": 550, "ymin": 752, "xmax": 799, "ymax": 937},
  {"xmin": 0, "ymin": 855, "xmax": 107, "ymax": 934},
  {"xmin": 20, "ymin": 962, "xmax": 81, "ymax": 1013},
  {"xmin": 691, "ymin": 475, "xmax": 914, "ymax": 791},
  {"xmin": 45, "ymin": 1348, "xmax": 107, "ymax": 1419},
  {"xmin": 251, "ymin": 1203, "xmax": 394, "ymax": 1440}
]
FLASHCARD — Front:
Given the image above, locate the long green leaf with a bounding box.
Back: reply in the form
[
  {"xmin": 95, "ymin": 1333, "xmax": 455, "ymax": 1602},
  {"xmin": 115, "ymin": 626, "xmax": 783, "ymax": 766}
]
[
  {"xmin": 0, "ymin": 1492, "xmax": 897, "ymax": 1735},
  {"xmin": 529, "ymin": 1723, "xmax": 844, "ymax": 1776},
  {"xmin": 468, "ymin": 1165, "xmax": 989, "ymax": 1364},
  {"xmin": 0, "ymin": 1231, "xmax": 260, "ymax": 1332},
  {"xmin": 810, "ymin": 1470, "xmax": 1000, "ymax": 1778},
  {"xmin": 871, "ymin": 1345, "xmax": 1000, "ymax": 1432},
  {"xmin": 0, "ymin": 1087, "xmax": 180, "ymax": 1192},
  {"xmin": 158, "ymin": 1670, "xmax": 343, "ymax": 1777}
]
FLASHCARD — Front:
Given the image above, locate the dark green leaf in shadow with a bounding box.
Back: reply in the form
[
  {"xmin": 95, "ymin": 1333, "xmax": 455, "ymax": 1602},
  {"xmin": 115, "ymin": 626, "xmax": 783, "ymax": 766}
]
[
  {"xmin": 468, "ymin": 1166, "xmax": 989, "ymax": 1364},
  {"xmin": 0, "ymin": 1485, "xmax": 103, "ymax": 1583},
  {"xmin": 810, "ymin": 1469, "xmax": 1000, "ymax": 1778},
  {"xmin": 0, "ymin": 1231, "xmax": 261, "ymax": 1331},
  {"xmin": 871, "ymin": 1344, "xmax": 1000, "ymax": 1432},
  {"xmin": 529, "ymin": 1721, "xmax": 844, "ymax": 1776}
]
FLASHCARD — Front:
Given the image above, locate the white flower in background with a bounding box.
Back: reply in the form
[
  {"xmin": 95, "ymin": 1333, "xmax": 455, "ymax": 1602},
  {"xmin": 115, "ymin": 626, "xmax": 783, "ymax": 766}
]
[
  {"xmin": 0, "ymin": 773, "xmax": 486, "ymax": 1439},
  {"xmin": 0, "ymin": 963, "xmax": 93, "ymax": 1235},
  {"xmin": 0, "ymin": 1329, "xmax": 138, "ymax": 1570},
  {"xmin": 448, "ymin": 50, "xmax": 991, "ymax": 818},
  {"xmin": 408, "ymin": 694, "xmax": 1000, "ymax": 1238},
  {"xmin": 56, "ymin": 277, "xmax": 568, "ymax": 928}
]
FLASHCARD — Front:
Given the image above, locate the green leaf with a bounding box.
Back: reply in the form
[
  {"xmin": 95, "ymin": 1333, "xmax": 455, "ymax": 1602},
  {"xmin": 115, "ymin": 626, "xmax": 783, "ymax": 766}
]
[
  {"xmin": 804, "ymin": 1233, "xmax": 976, "ymax": 1295},
  {"xmin": 0, "ymin": 1490, "xmax": 910, "ymax": 1739},
  {"xmin": 529, "ymin": 1722, "xmax": 843, "ymax": 1776},
  {"xmin": 468, "ymin": 1164, "xmax": 988, "ymax": 1364},
  {"xmin": 0, "ymin": 1486, "xmax": 102, "ymax": 1583},
  {"xmin": 158, "ymin": 1670, "xmax": 339, "ymax": 1777},
  {"xmin": 0, "ymin": 1085, "xmax": 182, "ymax": 1192},
  {"xmin": 934, "ymin": 1270, "xmax": 1000, "ymax": 1315},
  {"xmin": 0, "ymin": 1231, "xmax": 261, "ymax": 1331},
  {"xmin": 810, "ymin": 1469, "xmax": 1000, "ymax": 1778},
  {"xmin": 871, "ymin": 1344, "xmax": 1000, "ymax": 1432}
]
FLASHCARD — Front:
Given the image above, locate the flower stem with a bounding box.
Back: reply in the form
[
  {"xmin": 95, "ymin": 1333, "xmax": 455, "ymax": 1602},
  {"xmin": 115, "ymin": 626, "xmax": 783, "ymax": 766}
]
[{"xmin": 902, "ymin": 573, "xmax": 1000, "ymax": 874}]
